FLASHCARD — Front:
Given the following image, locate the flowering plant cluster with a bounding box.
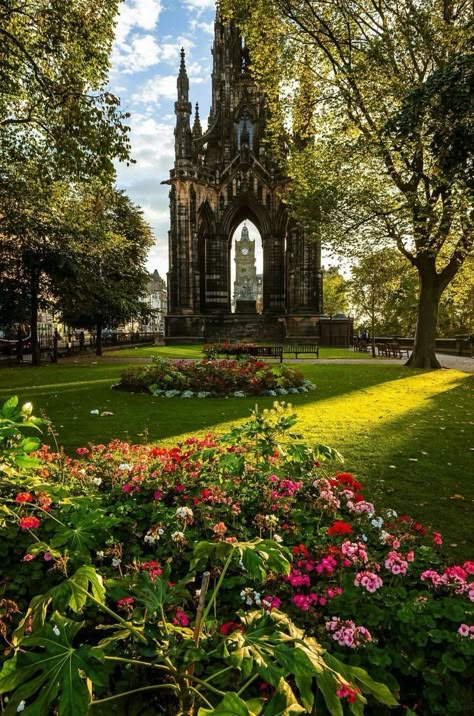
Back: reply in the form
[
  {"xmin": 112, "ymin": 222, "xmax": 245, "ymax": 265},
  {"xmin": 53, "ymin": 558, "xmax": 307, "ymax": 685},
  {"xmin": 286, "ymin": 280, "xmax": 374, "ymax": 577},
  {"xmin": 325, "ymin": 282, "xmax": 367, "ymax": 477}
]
[
  {"xmin": 116, "ymin": 355, "xmax": 315, "ymax": 398},
  {"xmin": 0, "ymin": 399, "xmax": 472, "ymax": 715}
]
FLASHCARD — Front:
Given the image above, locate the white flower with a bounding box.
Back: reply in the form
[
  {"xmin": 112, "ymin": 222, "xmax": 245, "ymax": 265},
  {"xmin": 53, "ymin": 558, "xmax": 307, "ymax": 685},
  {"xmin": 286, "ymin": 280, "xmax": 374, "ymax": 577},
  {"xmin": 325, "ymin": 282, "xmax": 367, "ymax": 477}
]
[
  {"xmin": 118, "ymin": 463, "xmax": 132, "ymax": 471},
  {"xmin": 144, "ymin": 534, "xmax": 156, "ymax": 544},
  {"xmin": 17, "ymin": 701, "xmax": 26, "ymax": 712},
  {"xmin": 171, "ymin": 531, "xmax": 186, "ymax": 542},
  {"xmin": 386, "ymin": 509, "xmax": 398, "ymax": 518},
  {"xmin": 371, "ymin": 517, "xmax": 384, "ymax": 529},
  {"xmin": 273, "ymin": 534, "xmax": 283, "ymax": 543},
  {"xmin": 92, "ymin": 477, "xmax": 102, "ymax": 486},
  {"xmin": 176, "ymin": 507, "xmax": 194, "ymax": 521},
  {"xmin": 112, "ymin": 558, "xmax": 122, "ymax": 567},
  {"xmin": 53, "ymin": 624, "xmax": 60, "ymax": 636},
  {"xmin": 96, "ymin": 551, "xmax": 104, "ymax": 558},
  {"xmin": 90, "ymin": 409, "xmax": 99, "ymax": 415},
  {"xmin": 158, "ymin": 528, "xmax": 164, "ymax": 535},
  {"xmin": 380, "ymin": 531, "xmax": 390, "ymax": 543}
]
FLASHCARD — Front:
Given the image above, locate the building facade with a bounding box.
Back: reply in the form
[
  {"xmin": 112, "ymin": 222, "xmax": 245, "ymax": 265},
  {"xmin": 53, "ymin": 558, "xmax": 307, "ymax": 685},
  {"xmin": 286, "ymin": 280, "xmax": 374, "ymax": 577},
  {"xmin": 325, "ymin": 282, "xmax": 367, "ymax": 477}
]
[{"xmin": 165, "ymin": 5, "xmax": 324, "ymax": 343}]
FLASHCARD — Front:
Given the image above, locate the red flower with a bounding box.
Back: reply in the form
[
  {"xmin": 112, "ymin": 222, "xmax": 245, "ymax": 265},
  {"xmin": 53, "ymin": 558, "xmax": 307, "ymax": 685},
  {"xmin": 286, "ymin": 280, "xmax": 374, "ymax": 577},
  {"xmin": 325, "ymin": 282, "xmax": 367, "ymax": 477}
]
[
  {"xmin": 327, "ymin": 520, "xmax": 353, "ymax": 536},
  {"xmin": 16, "ymin": 492, "xmax": 33, "ymax": 503},
  {"xmin": 117, "ymin": 597, "xmax": 134, "ymax": 608},
  {"xmin": 292, "ymin": 544, "xmax": 310, "ymax": 557},
  {"xmin": 19, "ymin": 516, "xmax": 40, "ymax": 529},
  {"xmin": 220, "ymin": 621, "xmax": 244, "ymax": 635}
]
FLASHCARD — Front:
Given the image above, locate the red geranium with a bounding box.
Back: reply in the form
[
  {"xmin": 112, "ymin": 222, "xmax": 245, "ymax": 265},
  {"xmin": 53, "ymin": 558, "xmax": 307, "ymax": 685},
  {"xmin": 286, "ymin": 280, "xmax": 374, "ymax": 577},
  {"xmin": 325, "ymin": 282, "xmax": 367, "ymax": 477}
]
[
  {"xmin": 327, "ymin": 520, "xmax": 353, "ymax": 536},
  {"xmin": 19, "ymin": 516, "xmax": 40, "ymax": 530},
  {"xmin": 15, "ymin": 492, "xmax": 33, "ymax": 503},
  {"xmin": 220, "ymin": 621, "xmax": 244, "ymax": 635}
]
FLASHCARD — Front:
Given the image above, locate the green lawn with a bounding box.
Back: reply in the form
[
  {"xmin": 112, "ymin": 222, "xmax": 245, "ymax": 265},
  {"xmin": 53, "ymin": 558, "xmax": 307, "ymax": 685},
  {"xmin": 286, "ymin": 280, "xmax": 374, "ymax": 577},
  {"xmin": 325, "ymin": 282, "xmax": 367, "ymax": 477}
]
[
  {"xmin": 112, "ymin": 345, "xmax": 378, "ymax": 360},
  {"xmin": 1, "ymin": 360, "xmax": 472, "ymax": 558}
]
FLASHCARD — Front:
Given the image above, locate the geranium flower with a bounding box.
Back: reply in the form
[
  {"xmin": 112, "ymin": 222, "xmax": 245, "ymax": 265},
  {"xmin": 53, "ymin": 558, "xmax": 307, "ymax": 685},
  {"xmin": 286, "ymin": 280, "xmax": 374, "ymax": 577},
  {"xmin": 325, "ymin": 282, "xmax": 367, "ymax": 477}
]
[
  {"xmin": 19, "ymin": 516, "xmax": 40, "ymax": 530},
  {"xmin": 117, "ymin": 597, "xmax": 134, "ymax": 609},
  {"xmin": 220, "ymin": 621, "xmax": 244, "ymax": 635},
  {"xmin": 173, "ymin": 609, "xmax": 189, "ymax": 627},
  {"xmin": 16, "ymin": 492, "xmax": 34, "ymax": 503},
  {"xmin": 328, "ymin": 520, "xmax": 353, "ymax": 536}
]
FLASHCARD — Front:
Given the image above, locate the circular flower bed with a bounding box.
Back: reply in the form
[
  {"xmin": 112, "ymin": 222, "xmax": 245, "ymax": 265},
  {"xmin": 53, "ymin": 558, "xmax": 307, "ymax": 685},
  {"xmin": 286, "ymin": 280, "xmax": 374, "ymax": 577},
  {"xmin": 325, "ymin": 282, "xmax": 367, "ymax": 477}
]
[
  {"xmin": 0, "ymin": 399, "xmax": 473, "ymax": 715},
  {"xmin": 115, "ymin": 356, "xmax": 315, "ymax": 397}
]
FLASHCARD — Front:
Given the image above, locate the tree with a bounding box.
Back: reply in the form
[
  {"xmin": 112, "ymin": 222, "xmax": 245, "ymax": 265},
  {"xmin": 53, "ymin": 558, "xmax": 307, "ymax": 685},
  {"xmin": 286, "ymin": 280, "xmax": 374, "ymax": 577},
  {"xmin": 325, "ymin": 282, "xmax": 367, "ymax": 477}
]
[
  {"xmin": 57, "ymin": 187, "xmax": 154, "ymax": 356},
  {"xmin": 222, "ymin": 0, "xmax": 474, "ymax": 368},
  {"xmin": 0, "ymin": 0, "xmax": 131, "ymax": 180},
  {"xmin": 323, "ymin": 266, "xmax": 349, "ymax": 318},
  {"xmin": 0, "ymin": 172, "xmax": 81, "ymax": 365}
]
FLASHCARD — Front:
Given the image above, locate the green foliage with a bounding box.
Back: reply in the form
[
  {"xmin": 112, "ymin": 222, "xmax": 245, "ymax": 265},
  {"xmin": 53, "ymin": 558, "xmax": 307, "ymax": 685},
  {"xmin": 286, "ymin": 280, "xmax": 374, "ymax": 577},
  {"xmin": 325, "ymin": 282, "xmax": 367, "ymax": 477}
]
[
  {"xmin": 221, "ymin": 0, "xmax": 474, "ymax": 367},
  {"xmin": 0, "ymin": 396, "xmax": 43, "ymax": 476}
]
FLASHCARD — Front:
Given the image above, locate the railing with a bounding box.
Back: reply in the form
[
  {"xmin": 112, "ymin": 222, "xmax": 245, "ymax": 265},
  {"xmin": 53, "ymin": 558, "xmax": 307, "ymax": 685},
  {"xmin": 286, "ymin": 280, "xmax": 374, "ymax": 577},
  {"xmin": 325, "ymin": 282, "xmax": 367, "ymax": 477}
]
[
  {"xmin": 0, "ymin": 332, "xmax": 162, "ymax": 362},
  {"xmin": 359, "ymin": 336, "xmax": 473, "ymax": 357}
]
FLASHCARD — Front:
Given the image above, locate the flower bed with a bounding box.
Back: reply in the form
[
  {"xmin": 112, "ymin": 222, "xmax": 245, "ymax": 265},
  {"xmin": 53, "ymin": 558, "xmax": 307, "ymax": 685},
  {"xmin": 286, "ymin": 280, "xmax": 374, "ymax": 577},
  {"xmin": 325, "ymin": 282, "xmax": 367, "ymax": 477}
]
[
  {"xmin": 115, "ymin": 356, "xmax": 315, "ymax": 397},
  {"xmin": 0, "ymin": 397, "xmax": 473, "ymax": 715}
]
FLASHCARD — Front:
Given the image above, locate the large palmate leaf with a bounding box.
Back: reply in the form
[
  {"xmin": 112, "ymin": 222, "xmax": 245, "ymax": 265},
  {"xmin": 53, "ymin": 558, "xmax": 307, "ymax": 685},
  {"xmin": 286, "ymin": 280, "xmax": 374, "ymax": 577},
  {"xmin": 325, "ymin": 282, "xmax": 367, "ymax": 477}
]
[
  {"xmin": 0, "ymin": 613, "xmax": 107, "ymax": 716},
  {"xmin": 191, "ymin": 539, "xmax": 291, "ymax": 579},
  {"xmin": 198, "ymin": 692, "xmax": 263, "ymax": 715},
  {"xmin": 50, "ymin": 509, "xmax": 120, "ymax": 558}
]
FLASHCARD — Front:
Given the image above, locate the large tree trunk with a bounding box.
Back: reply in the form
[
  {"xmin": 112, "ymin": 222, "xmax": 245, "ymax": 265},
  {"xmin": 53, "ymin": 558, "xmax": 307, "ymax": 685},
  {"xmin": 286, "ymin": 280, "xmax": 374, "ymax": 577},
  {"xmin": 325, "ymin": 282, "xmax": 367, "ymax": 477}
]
[
  {"xmin": 96, "ymin": 321, "xmax": 103, "ymax": 357},
  {"xmin": 406, "ymin": 263, "xmax": 442, "ymax": 369},
  {"xmin": 30, "ymin": 272, "xmax": 41, "ymax": 367}
]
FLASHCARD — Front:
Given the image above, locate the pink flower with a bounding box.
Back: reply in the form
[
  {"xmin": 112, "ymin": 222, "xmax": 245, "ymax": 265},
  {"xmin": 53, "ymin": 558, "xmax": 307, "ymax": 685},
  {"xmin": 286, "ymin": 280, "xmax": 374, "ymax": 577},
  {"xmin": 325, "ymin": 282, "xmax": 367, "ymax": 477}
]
[
  {"xmin": 262, "ymin": 595, "xmax": 282, "ymax": 610},
  {"xmin": 22, "ymin": 554, "xmax": 35, "ymax": 562},
  {"xmin": 354, "ymin": 571, "xmax": 383, "ymax": 593},
  {"xmin": 76, "ymin": 448, "xmax": 89, "ymax": 456},
  {"xmin": 458, "ymin": 624, "xmax": 471, "ymax": 637},
  {"xmin": 44, "ymin": 552, "xmax": 53, "ymax": 561},
  {"xmin": 433, "ymin": 532, "xmax": 443, "ymax": 545},
  {"xmin": 117, "ymin": 597, "xmax": 134, "ymax": 609},
  {"xmin": 173, "ymin": 609, "xmax": 189, "ymax": 626},
  {"xmin": 212, "ymin": 522, "xmax": 227, "ymax": 536},
  {"xmin": 154, "ymin": 490, "xmax": 162, "ymax": 500}
]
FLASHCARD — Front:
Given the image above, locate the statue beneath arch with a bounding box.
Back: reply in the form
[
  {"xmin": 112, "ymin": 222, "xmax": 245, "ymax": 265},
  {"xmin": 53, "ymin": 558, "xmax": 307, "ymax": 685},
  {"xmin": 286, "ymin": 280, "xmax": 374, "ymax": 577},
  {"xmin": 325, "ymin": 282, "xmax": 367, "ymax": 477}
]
[{"xmin": 164, "ymin": 6, "xmax": 326, "ymax": 343}]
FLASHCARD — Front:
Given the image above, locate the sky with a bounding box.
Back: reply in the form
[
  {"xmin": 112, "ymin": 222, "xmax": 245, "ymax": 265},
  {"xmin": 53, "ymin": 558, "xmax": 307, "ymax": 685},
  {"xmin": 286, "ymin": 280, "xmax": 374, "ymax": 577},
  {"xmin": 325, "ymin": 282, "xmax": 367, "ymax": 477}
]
[
  {"xmin": 109, "ymin": 0, "xmax": 214, "ymax": 277},
  {"xmin": 109, "ymin": 0, "xmax": 266, "ymax": 280}
]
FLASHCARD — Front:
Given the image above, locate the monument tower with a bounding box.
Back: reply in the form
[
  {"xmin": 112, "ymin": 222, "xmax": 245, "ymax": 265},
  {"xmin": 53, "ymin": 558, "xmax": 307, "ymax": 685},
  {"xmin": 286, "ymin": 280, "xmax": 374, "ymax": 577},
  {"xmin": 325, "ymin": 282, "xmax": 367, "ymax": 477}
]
[{"xmin": 165, "ymin": 3, "xmax": 324, "ymax": 342}]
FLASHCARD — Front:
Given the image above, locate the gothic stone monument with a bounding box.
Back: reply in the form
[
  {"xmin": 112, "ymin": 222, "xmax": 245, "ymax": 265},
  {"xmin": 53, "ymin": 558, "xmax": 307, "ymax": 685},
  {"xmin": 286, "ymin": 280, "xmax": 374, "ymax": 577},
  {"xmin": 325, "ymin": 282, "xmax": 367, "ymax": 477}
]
[{"xmin": 165, "ymin": 6, "xmax": 351, "ymax": 345}]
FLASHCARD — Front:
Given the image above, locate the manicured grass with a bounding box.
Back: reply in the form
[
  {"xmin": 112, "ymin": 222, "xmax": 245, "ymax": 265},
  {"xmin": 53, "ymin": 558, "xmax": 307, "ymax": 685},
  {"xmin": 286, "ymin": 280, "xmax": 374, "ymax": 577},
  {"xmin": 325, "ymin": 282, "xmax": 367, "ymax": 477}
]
[
  {"xmin": 112, "ymin": 345, "xmax": 378, "ymax": 360},
  {"xmin": 0, "ymin": 361, "xmax": 472, "ymax": 558}
]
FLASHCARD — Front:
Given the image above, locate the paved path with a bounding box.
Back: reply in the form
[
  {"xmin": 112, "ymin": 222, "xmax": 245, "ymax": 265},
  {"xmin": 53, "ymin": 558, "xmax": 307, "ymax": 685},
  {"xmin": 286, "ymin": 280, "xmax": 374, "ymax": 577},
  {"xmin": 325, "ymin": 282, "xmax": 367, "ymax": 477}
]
[{"xmin": 66, "ymin": 352, "xmax": 474, "ymax": 373}]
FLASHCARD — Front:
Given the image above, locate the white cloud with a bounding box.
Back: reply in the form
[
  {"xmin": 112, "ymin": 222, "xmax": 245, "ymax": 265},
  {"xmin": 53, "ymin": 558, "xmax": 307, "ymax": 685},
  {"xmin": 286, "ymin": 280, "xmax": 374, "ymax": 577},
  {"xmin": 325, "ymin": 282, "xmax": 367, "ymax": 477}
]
[
  {"xmin": 182, "ymin": 0, "xmax": 215, "ymax": 12},
  {"xmin": 189, "ymin": 18, "xmax": 214, "ymax": 35},
  {"xmin": 132, "ymin": 75, "xmax": 178, "ymax": 104},
  {"xmin": 112, "ymin": 33, "xmax": 162, "ymax": 73},
  {"xmin": 114, "ymin": 0, "xmax": 163, "ymax": 44}
]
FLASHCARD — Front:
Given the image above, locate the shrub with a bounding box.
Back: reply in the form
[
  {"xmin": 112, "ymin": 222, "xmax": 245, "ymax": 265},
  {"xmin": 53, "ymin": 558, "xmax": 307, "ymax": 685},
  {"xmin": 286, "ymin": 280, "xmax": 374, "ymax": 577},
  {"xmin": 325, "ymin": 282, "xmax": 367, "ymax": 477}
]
[{"xmin": 0, "ymin": 398, "xmax": 472, "ymax": 714}]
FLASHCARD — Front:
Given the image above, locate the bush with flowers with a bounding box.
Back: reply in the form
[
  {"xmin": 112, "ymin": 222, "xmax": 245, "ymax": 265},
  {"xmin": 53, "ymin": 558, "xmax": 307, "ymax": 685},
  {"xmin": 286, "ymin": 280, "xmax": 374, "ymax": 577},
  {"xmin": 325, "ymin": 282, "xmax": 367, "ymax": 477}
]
[
  {"xmin": 0, "ymin": 396, "xmax": 473, "ymax": 715},
  {"xmin": 115, "ymin": 355, "xmax": 315, "ymax": 398}
]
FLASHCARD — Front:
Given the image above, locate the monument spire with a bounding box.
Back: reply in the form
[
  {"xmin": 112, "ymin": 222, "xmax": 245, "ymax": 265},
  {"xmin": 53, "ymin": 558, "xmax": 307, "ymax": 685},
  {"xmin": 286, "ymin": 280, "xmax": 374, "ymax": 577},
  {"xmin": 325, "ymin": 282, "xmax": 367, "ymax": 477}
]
[{"xmin": 174, "ymin": 48, "xmax": 193, "ymax": 164}]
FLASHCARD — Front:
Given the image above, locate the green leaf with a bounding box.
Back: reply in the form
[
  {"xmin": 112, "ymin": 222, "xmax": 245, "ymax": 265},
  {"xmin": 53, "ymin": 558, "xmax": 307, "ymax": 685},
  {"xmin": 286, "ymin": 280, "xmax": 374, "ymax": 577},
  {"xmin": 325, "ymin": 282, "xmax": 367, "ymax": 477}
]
[
  {"xmin": 19, "ymin": 437, "xmax": 41, "ymax": 454},
  {"xmin": 1, "ymin": 396, "xmax": 19, "ymax": 419},
  {"xmin": 441, "ymin": 653, "xmax": 467, "ymax": 672},
  {"xmin": 315, "ymin": 671, "xmax": 343, "ymax": 716},
  {"xmin": 348, "ymin": 665, "xmax": 398, "ymax": 706},
  {"xmin": 198, "ymin": 692, "xmax": 253, "ymax": 715},
  {"xmin": 263, "ymin": 678, "xmax": 305, "ymax": 715},
  {"xmin": 49, "ymin": 566, "xmax": 105, "ymax": 612},
  {"xmin": 0, "ymin": 614, "xmax": 107, "ymax": 716}
]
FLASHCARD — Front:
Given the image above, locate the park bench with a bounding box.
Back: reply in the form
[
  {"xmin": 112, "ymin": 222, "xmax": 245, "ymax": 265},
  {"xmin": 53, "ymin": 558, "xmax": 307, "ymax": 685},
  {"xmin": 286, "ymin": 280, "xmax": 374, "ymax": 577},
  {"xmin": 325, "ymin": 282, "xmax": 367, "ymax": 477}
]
[
  {"xmin": 213, "ymin": 344, "xmax": 283, "ymax": 363},
  {"xmin": 386, "ymin": 343, "xmax": 411, "ymax": 359},
  {"xmin": 283, "ymin": 344, "xmax": 320, "ymax": 359}
]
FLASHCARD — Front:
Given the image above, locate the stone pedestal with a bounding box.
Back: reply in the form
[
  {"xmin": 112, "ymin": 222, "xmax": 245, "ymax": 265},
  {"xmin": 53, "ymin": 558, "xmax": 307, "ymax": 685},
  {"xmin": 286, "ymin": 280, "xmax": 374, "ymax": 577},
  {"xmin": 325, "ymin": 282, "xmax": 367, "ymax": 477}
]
[{"xmin": 235, "ymin": 300, "xmax": 257, "ymax": 314}]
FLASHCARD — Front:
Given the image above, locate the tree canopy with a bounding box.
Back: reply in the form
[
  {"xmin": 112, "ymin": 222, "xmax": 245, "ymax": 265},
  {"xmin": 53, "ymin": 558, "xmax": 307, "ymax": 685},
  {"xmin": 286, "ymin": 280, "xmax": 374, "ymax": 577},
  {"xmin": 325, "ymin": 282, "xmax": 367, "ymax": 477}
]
[{"xmin": 222, "ymin": 0, "xmax": 474, "ymax": 367}]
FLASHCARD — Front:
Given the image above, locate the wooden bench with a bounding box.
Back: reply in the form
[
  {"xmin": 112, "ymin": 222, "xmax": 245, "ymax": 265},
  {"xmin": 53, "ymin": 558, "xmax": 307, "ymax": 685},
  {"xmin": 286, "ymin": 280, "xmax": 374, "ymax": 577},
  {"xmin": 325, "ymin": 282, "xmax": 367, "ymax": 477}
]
[
  {"xmin": 283, "ymin": 344, "xmax": 319, "ymax": 359},
  {"xmin": 214, "ymin": 344, "xmax": 283, "ymax": 363},
  {"xmin": 386, "ymin": 343, "xmax": 411, "ymax": 359}
]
